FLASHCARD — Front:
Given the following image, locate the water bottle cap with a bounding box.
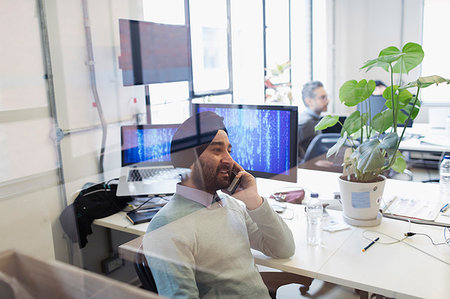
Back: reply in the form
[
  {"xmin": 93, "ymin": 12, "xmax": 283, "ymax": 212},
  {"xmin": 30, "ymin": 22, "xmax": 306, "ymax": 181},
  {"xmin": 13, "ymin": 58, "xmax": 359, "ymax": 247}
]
[
  {"xmin": 444, "ymin": 155, "xmax": 450, "ymax": 159},
  {"xmin": 310, "ymin": 193, "xmax": 319, "ymax": 198}
]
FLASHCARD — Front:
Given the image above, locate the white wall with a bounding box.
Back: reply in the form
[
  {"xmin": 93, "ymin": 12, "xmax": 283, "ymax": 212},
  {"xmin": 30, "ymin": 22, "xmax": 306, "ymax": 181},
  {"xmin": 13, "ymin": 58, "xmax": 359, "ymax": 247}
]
[
  {"xmin": 331, "ymin": 0, "xmax": 423, "ymax": 116},
  {"xmin": 0, "ymin": 0, "xmax": 147, "ymax": 262}
]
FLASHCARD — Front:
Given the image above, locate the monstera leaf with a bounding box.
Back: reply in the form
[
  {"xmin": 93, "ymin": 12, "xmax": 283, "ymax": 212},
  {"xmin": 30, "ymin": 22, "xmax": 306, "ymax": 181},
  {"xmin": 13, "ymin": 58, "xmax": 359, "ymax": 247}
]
[
  {"xmin": 339, "ymin": 79, "xmax": 375, "ymax": 107},
  {"xmin": 383, "ymin": 86, "xmax": 413, "ymax": 110},
  {"xmin": 401, "ymin": 75, "xmax": 450, "ymax": 89},
  {"xmin": 379, "ymin": 132, "xmax": 399, "ymax": 157},
  {"xmin": 351, "ymin": 139, "xmax": 385, "ymax": 175},
  {"xmin": 342, "ymin": 111, "xmax": 368, "ymax": 136},
  {"xmin": 315, "ymin": 115, "xmax": 340, "ymax": 131},
  {"xmin": 361, "ymin": 42, "xmax": 424, "ymax": 74},
  {"xmin": 326, "ymin": 131, "xmax": 348, "ymax": 158},
  {"xmin": 391, "ymin": 151, "xmax": 407, "ymax": 174}
]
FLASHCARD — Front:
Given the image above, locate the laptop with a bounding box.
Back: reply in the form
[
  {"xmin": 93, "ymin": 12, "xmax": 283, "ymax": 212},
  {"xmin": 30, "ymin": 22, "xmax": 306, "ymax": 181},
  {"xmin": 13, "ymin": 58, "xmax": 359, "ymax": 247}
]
[{"xmin": 116, "ymin": 124, "xmax": 189, "ymax": 197}]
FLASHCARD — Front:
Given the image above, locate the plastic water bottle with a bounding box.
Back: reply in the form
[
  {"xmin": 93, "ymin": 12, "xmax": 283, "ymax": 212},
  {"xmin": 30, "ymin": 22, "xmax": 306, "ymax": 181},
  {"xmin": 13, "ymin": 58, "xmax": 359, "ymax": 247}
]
[
  {"xmin": 440, "ymin": 155, "xmax": 450, "ymax": 198},
  {"xmin": 306, "ymin": 193, "xmax": 323, "ymax": 246}
]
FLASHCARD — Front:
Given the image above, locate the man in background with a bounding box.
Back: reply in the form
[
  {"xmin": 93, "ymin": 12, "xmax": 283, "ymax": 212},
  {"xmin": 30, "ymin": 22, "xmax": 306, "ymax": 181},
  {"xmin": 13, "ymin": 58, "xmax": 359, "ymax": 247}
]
[
  {"xmin": 143, "ymin": 111, "xmax": 295, "ymax": 298},
  {"xmin": 298, "ymin": 80, "xmax": 329, "ymax": 160}
]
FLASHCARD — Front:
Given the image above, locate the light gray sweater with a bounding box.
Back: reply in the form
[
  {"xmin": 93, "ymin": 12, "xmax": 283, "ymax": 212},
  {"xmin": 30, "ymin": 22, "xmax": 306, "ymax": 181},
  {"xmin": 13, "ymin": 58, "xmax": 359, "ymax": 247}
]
[{"xmin": 143, "ymin": 191, "xmax": 295, "ymax": 298}]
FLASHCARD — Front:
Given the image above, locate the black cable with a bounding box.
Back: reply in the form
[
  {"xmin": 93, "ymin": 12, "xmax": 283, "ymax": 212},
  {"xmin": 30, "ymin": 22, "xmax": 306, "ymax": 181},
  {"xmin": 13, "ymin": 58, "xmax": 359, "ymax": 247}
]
[{"xmin": 405, "ymin": 231, "xmax": 450, "ymax": 246}]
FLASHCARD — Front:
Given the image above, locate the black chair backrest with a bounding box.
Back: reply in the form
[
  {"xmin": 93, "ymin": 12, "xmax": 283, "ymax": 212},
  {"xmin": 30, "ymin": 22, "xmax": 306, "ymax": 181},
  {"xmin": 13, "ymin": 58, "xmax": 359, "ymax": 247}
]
[
  {"xmin": 135, "ymin": 246, "xmax": 158, "ymax": 294},
  {"xmin": 303, "ymin": 133, "xmax": 341, "ymax": 162}
]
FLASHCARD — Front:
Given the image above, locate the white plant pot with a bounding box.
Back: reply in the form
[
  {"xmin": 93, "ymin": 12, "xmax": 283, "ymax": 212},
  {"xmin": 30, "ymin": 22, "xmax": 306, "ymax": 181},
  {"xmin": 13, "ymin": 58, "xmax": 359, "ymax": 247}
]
[{"xmin": 338, "ymin": 175, "xmax": 386, "ymax": 226}]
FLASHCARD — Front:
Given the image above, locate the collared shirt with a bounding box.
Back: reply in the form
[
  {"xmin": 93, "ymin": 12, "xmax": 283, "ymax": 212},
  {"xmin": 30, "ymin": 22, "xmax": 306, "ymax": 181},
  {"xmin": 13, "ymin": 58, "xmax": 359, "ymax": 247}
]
[
  {"xmin": 176, "ymin": 183, "xmax": 221, "ymax": 207},
  {"xmin": 144, "ymin": 184, "xmax": 295, "ymax": 299}
]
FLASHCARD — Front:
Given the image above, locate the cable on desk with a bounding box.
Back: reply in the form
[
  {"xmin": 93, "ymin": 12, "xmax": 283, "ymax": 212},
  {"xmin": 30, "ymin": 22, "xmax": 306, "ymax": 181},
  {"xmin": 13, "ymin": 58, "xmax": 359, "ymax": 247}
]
[
  {"xmin": 363, "ymin": 228, "xmax": 450, "ymax": 266},
  {"xmin": 406, "ymin": 232, "xmax": 450, "ymax": 246},
  {"xmin": 362, "ymin": 230, "xmax": 408, "ymax": 245}
]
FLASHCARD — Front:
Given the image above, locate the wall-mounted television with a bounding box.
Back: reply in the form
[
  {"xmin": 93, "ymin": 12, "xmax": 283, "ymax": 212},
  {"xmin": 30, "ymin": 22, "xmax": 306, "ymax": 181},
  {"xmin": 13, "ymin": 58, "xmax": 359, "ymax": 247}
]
[
  {"xmin": 118, "ymin": 19, "xmax": 191, "ymax": 86},
  {"xmin": 193, "ymin": 103, "xmax": 298, "ymax": 183}
]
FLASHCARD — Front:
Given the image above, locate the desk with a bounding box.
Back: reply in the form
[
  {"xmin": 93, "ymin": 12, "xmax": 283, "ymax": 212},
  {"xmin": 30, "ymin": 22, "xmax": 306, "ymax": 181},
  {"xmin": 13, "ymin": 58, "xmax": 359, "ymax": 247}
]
[
  {"xmin": 399, "ymin": 123, "xmax": 450, "ymax": 154},
  {"xmin": 95, "ymin": 169, "xmax": 450, "ymax": 299}
]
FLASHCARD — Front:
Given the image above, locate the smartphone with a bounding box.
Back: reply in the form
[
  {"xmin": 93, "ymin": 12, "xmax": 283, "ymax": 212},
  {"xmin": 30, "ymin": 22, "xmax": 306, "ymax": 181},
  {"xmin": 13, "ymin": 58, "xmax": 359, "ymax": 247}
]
[{"xmin": 226, "ymin": 170, "xmax": 241, "ymax": 195}]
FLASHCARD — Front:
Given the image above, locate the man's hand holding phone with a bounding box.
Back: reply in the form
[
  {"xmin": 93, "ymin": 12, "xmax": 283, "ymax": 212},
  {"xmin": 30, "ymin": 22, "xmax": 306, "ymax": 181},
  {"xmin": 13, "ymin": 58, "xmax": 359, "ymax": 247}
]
[{"xmin": 224, "ymin": 163, "xmax": 263, "ymax": 210}]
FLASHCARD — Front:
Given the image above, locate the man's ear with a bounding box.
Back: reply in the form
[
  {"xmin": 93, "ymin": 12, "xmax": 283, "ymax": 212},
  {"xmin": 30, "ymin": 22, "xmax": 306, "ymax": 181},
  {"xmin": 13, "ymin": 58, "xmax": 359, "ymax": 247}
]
[{"xmin": 304, "ymin": 97, "xmax": 314, "ymax": 108}]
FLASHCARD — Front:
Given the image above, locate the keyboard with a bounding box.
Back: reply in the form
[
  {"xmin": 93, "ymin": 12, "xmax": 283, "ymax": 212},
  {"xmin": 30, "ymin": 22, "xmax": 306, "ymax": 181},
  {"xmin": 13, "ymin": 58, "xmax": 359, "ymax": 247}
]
[{"xmin": 127, "ymin": 167, "xmax": 182, "ymax": 182}]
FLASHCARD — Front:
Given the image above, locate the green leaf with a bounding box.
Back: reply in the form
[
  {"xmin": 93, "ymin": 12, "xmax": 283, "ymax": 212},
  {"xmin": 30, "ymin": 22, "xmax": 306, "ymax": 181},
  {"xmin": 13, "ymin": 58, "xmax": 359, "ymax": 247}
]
[
  {"xmin": 315, "ymin": 115, "xmax": 339, "ymax": 131},
  {"xmin": 391, "ymin": 151, "xmax": 407, "ymax": 174},
  {"xmin": 342, "ymin": 110, "xmax": 365, "ymax": 136},
  {"xmin": 361, "ymin": 48, "xmax": 403, "ymax": 72},
  {"xmin": 379, "ymin": 132, "xmax": 398, "ymax": 157},
  {"xmin": 372, "ymin": 110, "xmax": 393, "ymax": 133},
  {"xmin": 383, "ymin": 86, "xmax": 413, "ymax": 110},
  {"xmin": 397, "ymin": 97, "xmax": 421, "ymax": 124},
  {"xmin": 401, "ymin": 75, "xmax": 450, "ymax": 89},
  {"xmin": 326, "ymin": 132, "xmax": 348, "ymax": 158},
  {"xmin": 339, "ymin": 80, "xmax": 375, "ymax": 107},
  {"xmin": 392, "ymin": 43, "xmax": 424, "ymax": 74},
  {"xmin": 361, "ymin": 43, "xmax": 424, "ymax": 74},
  {"xmin": 351, "ymin": 139, "xmax": 385, "ymax": 173}
]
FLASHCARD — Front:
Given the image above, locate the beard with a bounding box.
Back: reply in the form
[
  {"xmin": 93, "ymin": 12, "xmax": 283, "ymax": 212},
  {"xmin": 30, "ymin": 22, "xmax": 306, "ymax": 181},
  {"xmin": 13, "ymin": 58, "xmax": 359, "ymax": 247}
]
[{"xmin": 191, "ymin": 159, "xmax": 231, "ymax": 193}]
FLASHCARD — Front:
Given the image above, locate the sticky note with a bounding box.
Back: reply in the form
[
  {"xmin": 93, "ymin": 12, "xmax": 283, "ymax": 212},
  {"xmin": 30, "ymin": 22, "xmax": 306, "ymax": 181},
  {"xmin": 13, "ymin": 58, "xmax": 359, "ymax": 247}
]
[{"xmin": 351, "ymin": 192, "xmax": 370, "ymax": 208}]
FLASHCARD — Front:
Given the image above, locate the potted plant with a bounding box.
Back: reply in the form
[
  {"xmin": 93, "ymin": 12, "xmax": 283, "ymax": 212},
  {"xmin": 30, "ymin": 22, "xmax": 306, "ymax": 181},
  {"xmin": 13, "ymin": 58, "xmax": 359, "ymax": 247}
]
[
  {"xmin": 314, "ymin": 42, "xmax": 449, "ymax": 226},
  {"xmin": 264, "ymin": 61, "xmax": 293, "ymax": 104}
]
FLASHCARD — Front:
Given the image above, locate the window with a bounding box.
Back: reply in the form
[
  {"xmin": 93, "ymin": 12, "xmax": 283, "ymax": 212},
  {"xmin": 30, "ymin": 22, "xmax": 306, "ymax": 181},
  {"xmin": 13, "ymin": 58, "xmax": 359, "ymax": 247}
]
[
  {"xmin": 264, "ymin": 0, "xmax": 292, "ymax": 104},
  {"xmin": 142, "ymin": 0, "xmax": 233, "ymax": 123},
  {"xmin": 421, "ymin": 0, "xmax": 450, "ymax": 104},
  {"xmin": 190, "ymin": 0, "xmax": 231, "ymax": 94}
]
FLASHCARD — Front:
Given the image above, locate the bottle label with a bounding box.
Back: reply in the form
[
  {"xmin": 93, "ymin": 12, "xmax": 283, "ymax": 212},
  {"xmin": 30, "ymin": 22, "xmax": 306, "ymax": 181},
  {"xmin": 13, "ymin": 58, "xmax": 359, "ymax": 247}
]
[{"xmin": 351, "ymin": 191, "xmax": 370, "ymax": 208}]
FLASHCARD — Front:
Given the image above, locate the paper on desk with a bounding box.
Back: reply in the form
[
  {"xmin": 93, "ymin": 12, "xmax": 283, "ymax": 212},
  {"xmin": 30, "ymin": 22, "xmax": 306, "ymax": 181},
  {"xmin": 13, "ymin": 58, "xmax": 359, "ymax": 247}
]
[
  {"xmin": 420, "ymin": 136, "xmax": 450, "ymax": 147},
  {"xmin": 442, "ymin": 208, "xmax": 450, "ymax": 217},
  {"xmin": 381, "ymin": 196, "xmax": 442, "ymax": 221},
  {"xmin": 322, "ymin": 214, "xmax": 350, "ymax": 232}
]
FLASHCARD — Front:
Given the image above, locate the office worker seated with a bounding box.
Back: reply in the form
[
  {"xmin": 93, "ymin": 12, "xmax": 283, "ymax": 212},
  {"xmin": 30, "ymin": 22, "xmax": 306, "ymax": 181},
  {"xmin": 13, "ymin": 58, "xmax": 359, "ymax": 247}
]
[
  {"xmin": 143, "ymin": 111, "xmax": 295, "ymax": 298},
  {"xmin": 298, "ymin": 80, "xmax": 329, "ymax": 160}
]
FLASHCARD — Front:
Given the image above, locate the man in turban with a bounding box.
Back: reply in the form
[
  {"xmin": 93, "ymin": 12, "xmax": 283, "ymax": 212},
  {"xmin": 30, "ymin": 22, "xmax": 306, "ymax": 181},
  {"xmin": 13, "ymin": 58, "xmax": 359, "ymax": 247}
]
[{"xmin": 143, "ymin": 111, "xmax": 295, "ymax": 298}]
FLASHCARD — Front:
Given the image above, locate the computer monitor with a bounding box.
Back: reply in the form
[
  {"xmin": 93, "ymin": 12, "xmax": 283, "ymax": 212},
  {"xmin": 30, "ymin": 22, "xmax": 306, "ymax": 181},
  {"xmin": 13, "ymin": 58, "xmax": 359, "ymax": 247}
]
[
  {"xmin": 121, "ymin": 124, "xmax": 179, "ymax": 166},
  {"xmin": 118, "ymin": 19, "xmax": 191, "ymax": 86},
  {"xmin": 193, "ymin": 103, "xmax": 298, "ymax": 183}
]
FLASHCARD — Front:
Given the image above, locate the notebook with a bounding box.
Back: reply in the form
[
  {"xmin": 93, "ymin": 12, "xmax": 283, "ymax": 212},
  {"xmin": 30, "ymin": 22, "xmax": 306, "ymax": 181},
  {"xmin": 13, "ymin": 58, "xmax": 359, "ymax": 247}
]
[{"xmin": 116, "ymin": 124, "xmax": 189, "ymax": 197}]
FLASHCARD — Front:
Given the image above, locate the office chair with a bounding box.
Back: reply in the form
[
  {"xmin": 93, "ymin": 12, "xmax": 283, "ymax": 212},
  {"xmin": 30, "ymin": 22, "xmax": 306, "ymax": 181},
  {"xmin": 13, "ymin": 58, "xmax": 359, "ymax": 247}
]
[
  {"xmin": 303, "ymin": 133, "xmax": 341, "ymax": 162},
  {"xmin": 134, "ymin": 245, "xmax": 312, "ymax": 298},
  {"xmin": 134, "ymin": 246, "xmax": 158, "ymax": 294},
  {"xmin": 260, "ymin": 271, "xmax": 313, "ymax": 298}
]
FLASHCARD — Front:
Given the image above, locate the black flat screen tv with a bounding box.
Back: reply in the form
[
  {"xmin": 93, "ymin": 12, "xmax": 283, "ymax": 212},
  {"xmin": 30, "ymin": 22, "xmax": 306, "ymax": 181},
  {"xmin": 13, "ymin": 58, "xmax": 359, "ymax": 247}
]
[
  {"xmin": 193, "ymin": 103, "xmax": 298, "ymax": 183},
  {"xmin": 118, "ymin": 19, "xmax": 191, "ymax": 86}
]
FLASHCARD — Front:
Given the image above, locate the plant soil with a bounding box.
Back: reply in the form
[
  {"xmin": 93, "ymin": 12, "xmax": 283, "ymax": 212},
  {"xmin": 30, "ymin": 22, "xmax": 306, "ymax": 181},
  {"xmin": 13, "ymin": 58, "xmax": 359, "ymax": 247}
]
[{"xmin": 339, "ymin": 174, "xmax": 384, "ymax": 183}]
